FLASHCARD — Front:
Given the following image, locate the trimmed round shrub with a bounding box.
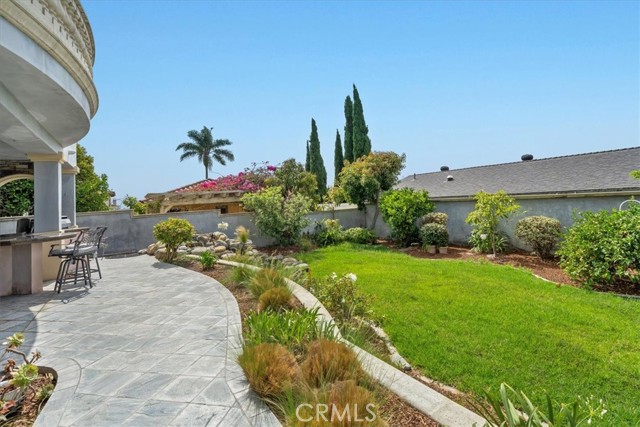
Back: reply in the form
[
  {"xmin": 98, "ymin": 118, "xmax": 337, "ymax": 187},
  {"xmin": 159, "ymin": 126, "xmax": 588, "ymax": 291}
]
[
  {"xmin": 248, "ymin": 268, "xmax": 287, "ymax": 298},
  {"xmin": 419, "ymin": 223, "xmax": 449, "ymax": 248},
  {"xmin": 313, "ymin": 219, "xmax": 345, "ymax": 247},
  {"xmin": 343, "ymin": 227, "xmax": 376, "ymax": 244},
  {"xmin": 152, "ymin": 218, "xmax": 195, "ymax": 262},
  {"xmin": 515, "ymin": 216, "xmax": 562, "ymax": 259},
  {"xmin": 238, "ymin": 343, "xmax": 299, "ymax": 398},
  {"xmin": 420, "ymin": 212, "xmax": 448, "ymax": 226},
  {"xmin": 258, "ymin": 287, "xmax": 294, "ymax": 312},
  {"xmin": 557, "ymin": 205, "xmax": 640, "ymax": 288},
  {"xmin": 302, "ymin": 339, "xmax": 362, "ymax": 387}
]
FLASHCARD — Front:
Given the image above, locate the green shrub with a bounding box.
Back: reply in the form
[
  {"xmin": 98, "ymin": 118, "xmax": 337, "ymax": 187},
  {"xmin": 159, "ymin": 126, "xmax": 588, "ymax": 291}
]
[
  {"xmin": 471, "ymin": 383, "xmax": 608, "ymax": 427},
  {"xmin": 420, "ymin": 212, "xmax": 448, "ymax": 226},
  {"xmin": 310, "ymin": 273, "xmax": 374, "ymax": 323},
  {"xmin": 242, "ymin": 186, "xmax": 313, "ymax": 246},
  {"xmin": 152, "ymin": 218, "xmax": 195, "ymax": 261},
  {"xmin": 258, "ymin": 287, "xmax": 294, "ymax": 312},
  {"xmin": 379, "ymin": 188, "xmax": 434, "ymax": 246},
  {"xmin": 557, "ymin": 205, "xmax": 640, "ymax": 288},
  {"xmin": 199, "ymin": 251, "xmax": 217, "ymax": 270},
  {"xmin": 466, "ymin": 191, "xmax": 519, "ymax": 256},
  {"xmin": 248, "ymin": 268, "xmax": 288, "ymax": 298},
  {"xmin": 244, "ymin": 308, "xmax": 336, "ymax": 354},
  {"xmin": 301, "ymin": 339, "xmax": 362, "ymax": 387},
  {"xmin": 515, "ymin": 216, "xmax": 562, "ymax": 259},
  {"xmin": 313, "ymin": 219, "xmax": 345, "ymax": 247},
  {"xmin": 298, "ymin": 235, "xmax": 315, "ymax": 252},
  {"xmin": 419, "ymin": 223, "xmax": 449, "ymax": 248},
  {"xmin": 238, "ymin": 343, "xmax": 299, "ymax": 398},
  {"xmin": 469, "ymin": 228, "xmax": 508, "ymax": 254},
  {"xmin": 343, "ymin": 227, "xmax": 376, "ymax": 244}
]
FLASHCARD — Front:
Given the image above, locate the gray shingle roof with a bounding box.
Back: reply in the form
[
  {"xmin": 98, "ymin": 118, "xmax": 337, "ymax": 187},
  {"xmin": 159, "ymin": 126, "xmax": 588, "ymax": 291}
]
[{"xmin": 397, "ymin": 147, "xmax": 640, "ymax": 199}]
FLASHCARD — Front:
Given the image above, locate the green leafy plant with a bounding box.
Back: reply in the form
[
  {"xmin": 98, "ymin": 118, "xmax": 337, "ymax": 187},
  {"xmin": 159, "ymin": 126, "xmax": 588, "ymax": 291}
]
[
  {"xmin": 242, "ymin": 186, "xmax": 313, "ymax": 246},
  {"xmin": 244, "ymin": 308, "xmax": 336, "ymax": 354},
  {"xmin": 419, "ymin": 223, "xmax": 449, "ymax": 248},
  {"xmin": 310, "ymin": 273, "xmax": 374, "ymax": 323},
  {"xmin": 466, "ymin": 191, "xmax": 519, "ymax": 256},
  {"xmin": 238, "ymin": 343, "xmax": 300, "ymax": 398},
  {"xmin": 199, "ymin": 251, "xmax": 217, "ymax": 270},
  {"xmin": 379, "ymin": 188, "xmax": 434, "ymax": 246},
  {"xmin": 152, "ymin": 218, "xmax": 195, "ymax": 262},
  {"xmin": 420, "ymin": 212, "xmax": 448, "ymax": 226},
  {"xmin": 122, "ymin": 195, "xmax": 146, "ymax": 215},
  {"xmin": 343, "ymin": 227, "xmax": 376, "ymax": 244},
  {"xmin": 557, "ymin": 205, "xmax": 640, "ymax": 288},
  {"xmin": 234, "ymin": 225, "xmax": 250, "ymax": 255},
  {"xmin": 1, "ymin": 333, "xmax": 54, "ymax": 423},
  {"xmin": 515, "ymin": 216, "xmax": 562, "ymax": 260},
  {"xmin": 469, "ymin": 228, "xmax": 508, "ymax": 254},
  {"xmin": 0, "ymin": 179, "xmax": 33, "ymax": 217},
  {"xmin": 227, "ymin": 264, "xmax": 256, "ymax": 287},
  {"xmin": 258, "ymin": 287, "xmax": 294, "ymax": 312},
  {"xmin": 313, "ymin": 219, "xmax": 345, "ymax": 247},
  {"xmin": 471, "ymin": 383, "xmax": 608, "ymax": 427}
]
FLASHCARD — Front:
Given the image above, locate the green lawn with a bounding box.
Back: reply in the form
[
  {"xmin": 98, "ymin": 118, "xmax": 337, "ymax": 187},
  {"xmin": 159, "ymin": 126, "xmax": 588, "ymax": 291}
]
[{"xmin": 297, "ymin": 244, "xmax": 640, "ymax": 426}]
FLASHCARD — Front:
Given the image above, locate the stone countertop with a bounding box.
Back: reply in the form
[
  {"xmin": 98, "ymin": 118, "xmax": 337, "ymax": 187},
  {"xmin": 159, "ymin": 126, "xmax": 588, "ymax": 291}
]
[{"xmin": 0, "ymin": 231, "xmax": 78, "ymax": 247}]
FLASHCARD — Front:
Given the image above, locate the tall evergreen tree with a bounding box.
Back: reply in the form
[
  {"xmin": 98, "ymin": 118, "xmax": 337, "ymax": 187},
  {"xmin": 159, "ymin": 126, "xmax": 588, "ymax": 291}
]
[
  {"xmin": 343, "ymin": 96, "xmax": 354, "ymax": 163},
  {"xmin": 308, "ymin": 119, "xmax": 327, "ymax": 197},
  {"xmin": 334, "ymin": 130, "xmax": 344, "ymax": 185},
  {"xmin": 351, "ymin": 85, "xmax": 371, "ymax": 160},
  {"xmin": 305, "ymin": 140, "xmax": 311, "ymax": 172}
]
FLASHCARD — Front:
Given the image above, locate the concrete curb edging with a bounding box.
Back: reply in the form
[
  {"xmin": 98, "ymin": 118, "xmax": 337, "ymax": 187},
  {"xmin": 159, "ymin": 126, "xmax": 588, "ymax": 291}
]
[{"xmin": 218, "ymin": 260, "xmax": 486, "ymax": 427}]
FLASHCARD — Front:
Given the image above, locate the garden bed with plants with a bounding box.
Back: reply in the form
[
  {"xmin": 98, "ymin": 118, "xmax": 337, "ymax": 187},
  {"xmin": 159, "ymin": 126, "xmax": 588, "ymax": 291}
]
[
  {"xmin": 176, "ymin": 256, "xmax": 438, "ymax": 427},
  {"xmin": 1, "ymin": 334, "xmax": 55, "ymax": 427}
]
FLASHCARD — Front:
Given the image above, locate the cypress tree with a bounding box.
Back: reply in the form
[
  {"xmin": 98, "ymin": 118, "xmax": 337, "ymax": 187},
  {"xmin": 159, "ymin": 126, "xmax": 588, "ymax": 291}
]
[
  {"xmin": 343, "ymin": 96, "xmax": 354, "ymax": 163},
  {"xmin": 334, "ymin": 130, "xmax": 344, "ymax": 185},
  {"xmin": 305, "ymin": 140, "xmax": 310, "ymax": 172},
  {"xmin": 352, "ymin": 84, "xmax": 371, "ymax": 160},
  {"xmin": 308, "ymin": 118, "xmax": 327, "ymax": 197}
]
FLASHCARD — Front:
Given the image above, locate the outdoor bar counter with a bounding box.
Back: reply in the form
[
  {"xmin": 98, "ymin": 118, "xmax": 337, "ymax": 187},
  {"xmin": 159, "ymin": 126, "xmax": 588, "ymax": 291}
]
[{"xmin": 0, "ymin": 231, "xmax": 79, "ymax": 296}]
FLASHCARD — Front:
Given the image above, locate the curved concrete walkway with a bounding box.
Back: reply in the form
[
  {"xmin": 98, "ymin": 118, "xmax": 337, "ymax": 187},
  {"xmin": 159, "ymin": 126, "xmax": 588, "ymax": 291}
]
[{"xmin": 0, "ymin": 255, "xmax": 281, "ymax": 427}]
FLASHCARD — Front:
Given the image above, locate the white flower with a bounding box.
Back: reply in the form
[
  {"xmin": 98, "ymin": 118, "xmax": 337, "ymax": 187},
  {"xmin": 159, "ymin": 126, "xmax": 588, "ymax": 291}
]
[
  {"xmin": 331, "ymin": 272, "xmax": 337, "ymax": 279},
  {"xmin": 601, "ymin": 409, "xmax": 607, "ymax": 416},
  {"xmin": 217, "ymin": 222, "xmax": 229, "ymax": 231},
  {"xmin": 346, "ymin": 273, "xmax": 357, "ymax": 282},
  {"xmin": 480, "ymin": 234, "xmax": 488, "ymax": 240}
]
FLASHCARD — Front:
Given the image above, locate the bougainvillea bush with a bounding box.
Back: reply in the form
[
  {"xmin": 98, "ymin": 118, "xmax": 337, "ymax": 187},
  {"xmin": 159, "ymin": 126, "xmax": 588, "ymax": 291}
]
[{"xmin": 178, "ymin": 162, "xmax": 277, "ymax": 193}]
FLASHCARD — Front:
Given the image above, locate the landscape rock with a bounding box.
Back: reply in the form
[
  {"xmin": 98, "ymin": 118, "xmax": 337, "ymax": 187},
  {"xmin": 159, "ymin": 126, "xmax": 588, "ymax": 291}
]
[
  {"xmin": 146, "ymin": 243, "xmax": 158, "ymax": 255},
  {"xmin": 191, "ymin": 247, "xmax": 211, "ymax": 255},
  {"xmin": 214, "ymin": 246, "xmax": 227, "ymax": 254}
]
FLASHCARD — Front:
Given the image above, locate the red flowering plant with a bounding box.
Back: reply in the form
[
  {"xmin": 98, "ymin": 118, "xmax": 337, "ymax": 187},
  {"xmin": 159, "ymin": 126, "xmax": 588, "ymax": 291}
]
[{"xmin": 178, "ymin": 162, "xmax": 277, "ymax": 193}]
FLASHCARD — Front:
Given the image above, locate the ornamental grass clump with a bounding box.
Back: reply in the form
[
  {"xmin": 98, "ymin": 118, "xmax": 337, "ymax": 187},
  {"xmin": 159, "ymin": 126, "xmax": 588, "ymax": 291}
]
[
  {"xmin": 238, "ymin": 343, "xmax": 300, "ymax": 398},
  {"xmin": 515, "ymin": 216, "xmax": 562, "ymax": 260},
  {"xmin": 258, "ymin": 287, "xmax": 294, "ymax": 312},
  {"xmin": 327, "ymin": 380, "xmax": 386, "ymax": 427},
  {"xmin": 301, "ymin": 339, "xmax": 362, "ymax": 387},
  {"xmin": 248, "ymin": 267, "xmax": 288, "ymax": 298}
]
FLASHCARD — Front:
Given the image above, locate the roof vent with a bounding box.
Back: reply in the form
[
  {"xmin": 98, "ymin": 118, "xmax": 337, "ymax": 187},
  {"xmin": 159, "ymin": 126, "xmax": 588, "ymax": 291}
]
[
  {"xmin": 521, "ymin": 154, "xmax": 534, "ymax": 161},
  {"xmin": 440, "ymin": 166, "xmax": 449, "ymax": 171},
  {"xmin": 446, "ymin": 175, "xmax": 454, "ymax": 181}
]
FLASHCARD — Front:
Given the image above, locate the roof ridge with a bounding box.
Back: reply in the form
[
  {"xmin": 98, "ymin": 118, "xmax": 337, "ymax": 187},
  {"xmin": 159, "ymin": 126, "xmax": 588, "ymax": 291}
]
[
  {"xmin": 407, "ymin": 146, "xmax": 640, "ymax": 178},
  {"xmin": 167, "ymin": 179, "xmax": 213, "ymax": 193}
]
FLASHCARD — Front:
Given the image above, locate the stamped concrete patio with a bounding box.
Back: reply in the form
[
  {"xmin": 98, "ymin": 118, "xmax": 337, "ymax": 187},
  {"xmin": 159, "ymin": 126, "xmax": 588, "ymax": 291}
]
[{"xmin": 0, "ymin": 255, "xmax": 281, "ymax": 427}]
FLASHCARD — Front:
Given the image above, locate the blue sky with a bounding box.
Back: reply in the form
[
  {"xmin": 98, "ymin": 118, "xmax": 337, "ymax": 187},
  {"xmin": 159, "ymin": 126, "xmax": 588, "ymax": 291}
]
[{"xmin": 81, "ymin": 1, "xmax": 639, "ymax": 200}]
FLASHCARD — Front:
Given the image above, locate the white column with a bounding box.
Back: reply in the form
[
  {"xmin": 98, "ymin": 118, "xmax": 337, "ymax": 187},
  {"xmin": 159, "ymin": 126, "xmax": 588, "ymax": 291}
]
[
  {"xmin": 32, "ymin": 159, "xmax": 62, "ymax": 232},
  {"xmin": 62, "ymin": 169, "xmax": 77, "ymax": 227}
]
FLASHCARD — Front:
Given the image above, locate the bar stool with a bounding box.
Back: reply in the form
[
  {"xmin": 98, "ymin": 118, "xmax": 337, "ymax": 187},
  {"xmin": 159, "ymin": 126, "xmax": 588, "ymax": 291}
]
[{"xmin": 49, "ymin": 231, "xmax": 93, "ymax": 293}]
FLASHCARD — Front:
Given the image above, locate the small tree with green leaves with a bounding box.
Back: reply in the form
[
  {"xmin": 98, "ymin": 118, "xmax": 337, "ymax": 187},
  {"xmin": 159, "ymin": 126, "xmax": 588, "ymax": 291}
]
[
  {"xmin": 465, "ymin": 190, "xmax": 519, "ymax": 256},
  {"xmin": 334, "ymin": 130, "xmax": 344, "ymax": 184},
  {"xmin": 76, "ymin": 144, "xmax": 110, "ymax": 212},
  {"xmin": 242, "ymin": 186, "xmax": 313, "ymax": 246},
  {"xmin": 338, "ymin": 151, "xmax": 406, "ymax": 229},
  {"xmin": 379, "ymin": 188, "xmax": 434, "ymax": 246},
  {"xmin": 265, "ymin": 158, "xmax": 318, "ymax": 203},
  {"xmin": 153, "ymin": 218, "xmax": 195, "ymax": 262},
  {"xmin": 0, "ymin": 179, "xmax": 33, "ymax": 217},
  {"xmin": 308, "ymin": 119, "xmax": 327, "ymax": 198},
  {"xmin": 631, "ymin": 170, "xmax": 640, "ymax": 180},
  {"xmin": 122, "ymin": 195, "xmax": 146, "ymax": 215}
]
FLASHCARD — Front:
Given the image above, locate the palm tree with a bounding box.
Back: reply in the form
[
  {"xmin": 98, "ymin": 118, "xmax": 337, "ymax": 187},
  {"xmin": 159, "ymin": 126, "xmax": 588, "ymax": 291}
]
[{"xmin": 175, "ymin": 126, "xmax": 235, "ymax": 179}]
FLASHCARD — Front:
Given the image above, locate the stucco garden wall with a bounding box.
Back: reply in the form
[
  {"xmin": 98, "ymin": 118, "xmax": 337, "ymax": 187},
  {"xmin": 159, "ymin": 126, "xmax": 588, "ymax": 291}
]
[
  {"xmin": 0, "ymin": 195, "xmax": 631, "ymax": 255},
  {"xmin": 434, "ymin": 195, "xmax": 633, "ymax": 248}
]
